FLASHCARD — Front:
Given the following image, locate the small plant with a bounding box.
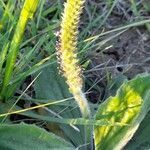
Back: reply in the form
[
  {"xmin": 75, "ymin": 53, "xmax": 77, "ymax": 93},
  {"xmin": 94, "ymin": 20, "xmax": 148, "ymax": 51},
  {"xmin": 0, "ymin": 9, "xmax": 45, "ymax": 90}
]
[{"xmin": 0, "ymin": 0, "xmax": 150, "ymax": 150}]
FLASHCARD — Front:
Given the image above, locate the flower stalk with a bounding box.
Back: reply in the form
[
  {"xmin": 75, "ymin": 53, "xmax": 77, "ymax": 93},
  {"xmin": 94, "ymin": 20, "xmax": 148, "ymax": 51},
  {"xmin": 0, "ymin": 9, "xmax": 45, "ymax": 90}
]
[{"xmin": 58, "ymin": 0, "xmax": 90, "ymax": 118}]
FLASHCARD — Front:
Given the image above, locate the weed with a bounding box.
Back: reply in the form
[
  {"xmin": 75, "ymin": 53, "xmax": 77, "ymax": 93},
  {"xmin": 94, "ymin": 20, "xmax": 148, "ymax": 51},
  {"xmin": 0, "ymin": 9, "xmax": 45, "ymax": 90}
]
[{"xmin": 0, "ymin": 0, "xmax": 150, "ymax": 150}]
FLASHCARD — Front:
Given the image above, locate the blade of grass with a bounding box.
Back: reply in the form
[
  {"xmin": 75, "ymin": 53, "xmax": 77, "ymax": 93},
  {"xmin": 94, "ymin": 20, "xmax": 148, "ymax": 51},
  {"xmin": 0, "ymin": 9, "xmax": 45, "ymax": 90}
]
[
  {"xmin": 0, "ymin": 0, "xmax": 40, "ymax": 99},
  {"xmin": 0, "ymin": 26, "xmax": 13, "ymax": 73},
  {"xmin": 1, "ymin": 73, "xmax": 41, "ymax": 123},
  {"xmin": 2, "ymin": 56, "xmax": 55, "ymax": 100},
  {"xmin": 13, "ymin": 34, "xmax": 48, "ymax": 74},
  {"xmin": 0, "ymin": 0, "xmax": 15, "ymax": 30},
  {"xmin": 80, "ymin": 0, "xmax": 118, "ymax": 38},
  {"xmin": 36, "ymin": 0, "xmax": 45, "ymax": 28},
  {"xmin": 84, "ymin": 19, "xmax": 150, "ymax": 43},
  {"xmin": 0, "ymin": 103, "xmax": 127, "ymax": 126},
  {"xmin": 10, "ymin": 55, "xmax": 56, "ymax": 85}
]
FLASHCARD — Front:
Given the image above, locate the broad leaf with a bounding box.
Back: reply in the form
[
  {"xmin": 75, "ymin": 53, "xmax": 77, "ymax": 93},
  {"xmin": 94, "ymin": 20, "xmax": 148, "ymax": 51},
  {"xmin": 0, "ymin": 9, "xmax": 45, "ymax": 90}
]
[
  {"xmin": 125, "ymin": 112, "xmax": 150, "ymax": 149},
  {"xmin": 34, "ymin": 64, "xmax": 85, "ymax": 146},
  {"xmin": 0, "ymin": 123, "xmax": 74, "ymax": 150},
  {"xmin": 94, "ymin": 74, "xmax": 150, "ymax": 150}
]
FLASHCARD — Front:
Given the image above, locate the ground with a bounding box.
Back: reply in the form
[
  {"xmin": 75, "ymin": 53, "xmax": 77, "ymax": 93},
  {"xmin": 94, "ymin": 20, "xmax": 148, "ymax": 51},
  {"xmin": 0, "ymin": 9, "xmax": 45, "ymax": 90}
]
[{"xmin": 81, "ymin": 0, "xmax": 150, "ymax": 103}]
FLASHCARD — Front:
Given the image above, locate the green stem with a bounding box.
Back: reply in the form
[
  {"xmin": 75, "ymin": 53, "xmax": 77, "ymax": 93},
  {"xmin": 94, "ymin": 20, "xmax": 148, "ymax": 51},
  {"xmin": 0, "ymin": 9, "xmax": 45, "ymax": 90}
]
[{"xmin": 74, "ymin": 90, "xmax": 92, "ymax": 149}]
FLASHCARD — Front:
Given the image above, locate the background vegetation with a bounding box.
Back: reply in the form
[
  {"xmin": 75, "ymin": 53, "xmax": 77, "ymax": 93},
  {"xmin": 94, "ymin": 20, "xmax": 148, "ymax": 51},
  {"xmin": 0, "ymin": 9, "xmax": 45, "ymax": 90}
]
[{"xmin": 0, "ymin": 0, "xmax": 150, "ymax": 149}]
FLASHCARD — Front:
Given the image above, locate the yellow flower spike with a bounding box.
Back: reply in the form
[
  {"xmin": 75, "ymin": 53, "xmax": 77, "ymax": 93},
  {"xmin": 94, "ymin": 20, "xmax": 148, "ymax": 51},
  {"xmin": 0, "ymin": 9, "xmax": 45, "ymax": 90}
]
[{"xmin": 58, "ymin": 0, "xmax": 90, "ymax": 118}]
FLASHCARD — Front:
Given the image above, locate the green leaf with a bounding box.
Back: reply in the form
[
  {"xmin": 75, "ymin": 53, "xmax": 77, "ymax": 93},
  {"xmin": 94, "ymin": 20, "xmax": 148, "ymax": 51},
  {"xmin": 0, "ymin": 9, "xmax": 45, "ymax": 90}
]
[
  {"xmin": 108, "ymin": 74, "xmax": 127, "ymax": 97},
  {"xmin": 0, "ymin": 123, "xmax": 74, "ymax": 150},
  {"xmin": 94, "ymin": 73, "xmax": 150, "ymax": 150},
  {"xmin": 34, "ymin": 63, "xmax": 71, "ymax": 100},
  {"xmin": 125, "ymin": 113, "xmax": 150, "ymax": 149},
  {"xmin": 34, "ymin": 63, "xmax": 85, "ymax": 146}
]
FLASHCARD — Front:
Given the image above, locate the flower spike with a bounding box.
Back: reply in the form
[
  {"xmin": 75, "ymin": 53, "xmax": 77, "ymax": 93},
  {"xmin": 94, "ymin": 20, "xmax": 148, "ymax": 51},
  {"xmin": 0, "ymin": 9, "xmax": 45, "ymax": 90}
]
[{"xmin": 57, "ymin": 0, "xmax": 90, "ymax": 118}]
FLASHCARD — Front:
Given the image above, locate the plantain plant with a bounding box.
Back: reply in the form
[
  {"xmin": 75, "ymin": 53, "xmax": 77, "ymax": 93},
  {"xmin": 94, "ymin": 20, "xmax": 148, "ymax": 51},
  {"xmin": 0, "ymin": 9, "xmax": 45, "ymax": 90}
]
[{"xmin": 0, "ymin": 0, "xmax": 150, "ymax": 150}]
